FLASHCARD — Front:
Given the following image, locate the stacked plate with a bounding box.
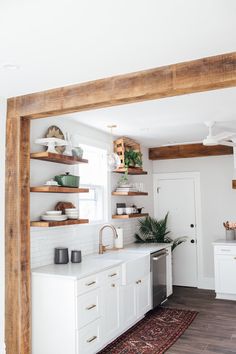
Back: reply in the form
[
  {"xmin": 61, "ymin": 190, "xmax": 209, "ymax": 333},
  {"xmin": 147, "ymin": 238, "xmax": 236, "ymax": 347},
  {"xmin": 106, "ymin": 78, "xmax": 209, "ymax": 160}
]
[
  {"xmin": 41, "ymin": 210, "xmax": 68, "ymax": 221},
  {"xmin": 65, "ymin": 208, "xmax": 79, "ymax": 220}
]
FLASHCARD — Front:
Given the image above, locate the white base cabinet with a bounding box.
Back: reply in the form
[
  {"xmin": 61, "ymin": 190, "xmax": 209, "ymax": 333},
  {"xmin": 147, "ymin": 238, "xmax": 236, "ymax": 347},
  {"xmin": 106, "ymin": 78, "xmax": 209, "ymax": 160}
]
[
  {"xmin": 32, "ymin": 258, "xmax": 151, "ymax": 354},
  {"xmin": 214, "ymin": 243, "xmax": 236, "ymax": 300}
]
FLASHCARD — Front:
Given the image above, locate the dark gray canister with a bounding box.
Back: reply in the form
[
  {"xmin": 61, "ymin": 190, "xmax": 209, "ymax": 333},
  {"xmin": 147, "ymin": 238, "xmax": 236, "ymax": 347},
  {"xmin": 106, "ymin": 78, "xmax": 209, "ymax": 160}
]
[
  {"xmin": 71, "ymin": 250, "xmax": 82, "ymax": 263},
  {"xmin": 54, "ymin": 247, "xmax": 69, "ymax": 264}
]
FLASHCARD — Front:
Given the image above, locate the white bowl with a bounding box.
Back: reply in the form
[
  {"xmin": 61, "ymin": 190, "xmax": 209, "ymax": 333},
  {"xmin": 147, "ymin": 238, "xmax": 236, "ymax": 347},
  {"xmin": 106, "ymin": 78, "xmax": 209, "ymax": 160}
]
[
  {"xmin": 41, "ymin": 215, "xmax": 68, "ymax": 221},
  {"xmin": 65, "ymin": 208, "xmax": 78, "ymax": 212},
  {"xmin": 45, "ymin": 210, "xmax": 62, "ymax": 215},
  {"xmin": 67, "ymin": 216, "xmax": 79, "ymax": 220}
]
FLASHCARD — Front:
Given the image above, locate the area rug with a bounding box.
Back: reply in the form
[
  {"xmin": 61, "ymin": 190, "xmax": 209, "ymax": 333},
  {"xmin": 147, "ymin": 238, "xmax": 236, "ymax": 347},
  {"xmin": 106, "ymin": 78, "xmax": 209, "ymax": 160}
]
[{"xmin": 99, "ymin": 307, "xmax": 198, "ymax": 354}]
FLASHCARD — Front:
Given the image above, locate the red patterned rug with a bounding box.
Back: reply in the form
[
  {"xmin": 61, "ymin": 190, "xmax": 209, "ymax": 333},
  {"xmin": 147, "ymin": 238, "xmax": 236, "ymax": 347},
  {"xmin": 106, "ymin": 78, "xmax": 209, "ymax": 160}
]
[{"xmin": 99, "ymin": 307, "xmax": 197, "ymax": 354}]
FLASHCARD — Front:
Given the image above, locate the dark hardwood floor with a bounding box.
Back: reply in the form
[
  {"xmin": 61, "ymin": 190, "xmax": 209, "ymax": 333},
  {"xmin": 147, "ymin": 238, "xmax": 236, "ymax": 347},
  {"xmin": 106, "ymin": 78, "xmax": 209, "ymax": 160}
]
[{"xmin": 163, "ymin": 286, "xmax": 236, "ymax": 354}]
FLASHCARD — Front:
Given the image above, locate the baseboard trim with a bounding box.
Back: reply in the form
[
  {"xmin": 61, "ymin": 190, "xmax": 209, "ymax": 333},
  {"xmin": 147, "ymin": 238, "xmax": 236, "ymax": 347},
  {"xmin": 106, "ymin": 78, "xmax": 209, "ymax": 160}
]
[
  {"xmin": 198, "ymin": 277, "xmax": 214, "ymax": 290},
  {"xmin": 216, "ymin": 293, "xmax": 236, "ymax": 301}
]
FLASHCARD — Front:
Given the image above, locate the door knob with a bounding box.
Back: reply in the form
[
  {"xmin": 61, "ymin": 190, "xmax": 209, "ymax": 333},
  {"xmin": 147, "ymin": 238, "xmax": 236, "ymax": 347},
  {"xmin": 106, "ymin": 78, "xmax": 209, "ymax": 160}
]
[
  {"xmin": 191, "ymin": 239, "xmax": 195, "ymax": 243},
  {"xmin": 190, "ymin": 224, "xmax": 194, "ymax": 228}
]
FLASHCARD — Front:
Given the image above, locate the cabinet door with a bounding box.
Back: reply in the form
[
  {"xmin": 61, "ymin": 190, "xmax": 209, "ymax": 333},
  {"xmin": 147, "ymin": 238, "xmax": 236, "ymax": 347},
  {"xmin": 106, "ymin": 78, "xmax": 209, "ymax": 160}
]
[
  {"xmin": 136, "ymin": 274, "xmax": 151, "ymax": 318},
  {"xmin": 101, "ymin": 279, "xmax": 120, "ymax": 342},
  {"xmin": 215, "ymin": 255, "xmax": 236, "ymax": 294},
  {"xmin": 120, "ymin": 283, "xmax": 136, "ymax": 331}
]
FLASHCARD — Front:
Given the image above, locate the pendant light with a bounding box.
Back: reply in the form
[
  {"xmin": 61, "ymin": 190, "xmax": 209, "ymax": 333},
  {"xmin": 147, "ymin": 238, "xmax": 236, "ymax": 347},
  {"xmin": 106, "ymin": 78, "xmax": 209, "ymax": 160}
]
[{"xmin": 107, "ymin": 124, "xmax": 121, "ymax": 171}]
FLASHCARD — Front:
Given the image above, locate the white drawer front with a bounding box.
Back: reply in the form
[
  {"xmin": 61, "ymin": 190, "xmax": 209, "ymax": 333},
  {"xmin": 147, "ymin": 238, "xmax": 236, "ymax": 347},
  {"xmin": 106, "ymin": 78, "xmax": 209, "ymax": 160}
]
[
  {"xmin": 215, "ymin": 245, "xmax": 236, "ymax": 256},
  {"xmin": 76, "ymin": 274, "xmax": 100, "ymax": 296},
  {"xmin": 101, "ymin": 266, "xmax": 121, "ymax": 284},
  {"xmin": 76, "ymin": 290, "xmax": 101, "ymax": 329},
  {"xmin": 77, "ymin": 319, "xmax": 101, "ymax": 354}
]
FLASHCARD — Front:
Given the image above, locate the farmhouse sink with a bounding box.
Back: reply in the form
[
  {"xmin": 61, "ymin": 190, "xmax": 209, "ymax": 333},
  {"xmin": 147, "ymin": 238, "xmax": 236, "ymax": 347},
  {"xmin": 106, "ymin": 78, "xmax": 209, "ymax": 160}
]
[{"xmin": 98, "ymin": 251, "xmax": 150, "ymax": 285}]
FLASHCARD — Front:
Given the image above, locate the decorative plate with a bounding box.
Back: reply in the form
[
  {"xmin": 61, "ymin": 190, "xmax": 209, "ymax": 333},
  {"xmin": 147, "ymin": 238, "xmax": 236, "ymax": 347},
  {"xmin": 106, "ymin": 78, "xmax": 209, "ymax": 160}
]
[{"xmin": 45, "ymin": 125, "xmax": 65, "ymax": 153}]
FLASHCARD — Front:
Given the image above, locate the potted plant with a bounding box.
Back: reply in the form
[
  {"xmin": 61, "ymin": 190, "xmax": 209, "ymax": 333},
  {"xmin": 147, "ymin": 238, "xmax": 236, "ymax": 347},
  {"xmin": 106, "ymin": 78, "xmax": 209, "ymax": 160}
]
[
  {"xmin": 124, "ymin": 149, "xmax": 143, "ymax": 168},
  {"xmin": 135, "ymin": 213, "xmax": 187, "ymax": 251}
]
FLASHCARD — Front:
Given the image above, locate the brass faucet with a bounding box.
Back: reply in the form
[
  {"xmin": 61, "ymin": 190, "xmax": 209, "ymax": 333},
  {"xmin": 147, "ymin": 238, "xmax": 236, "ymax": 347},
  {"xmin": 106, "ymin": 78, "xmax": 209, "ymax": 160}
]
[{"xmin": 99, "ymin": 224, "xmax": 118, "ymax": 254}]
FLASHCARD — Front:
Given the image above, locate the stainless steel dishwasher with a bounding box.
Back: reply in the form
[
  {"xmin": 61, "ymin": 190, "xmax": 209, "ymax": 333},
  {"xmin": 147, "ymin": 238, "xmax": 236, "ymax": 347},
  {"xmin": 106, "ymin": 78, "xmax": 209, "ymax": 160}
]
[{"xmin": 151, "ymin": 249, "xmax": 168, "ymax": 308}]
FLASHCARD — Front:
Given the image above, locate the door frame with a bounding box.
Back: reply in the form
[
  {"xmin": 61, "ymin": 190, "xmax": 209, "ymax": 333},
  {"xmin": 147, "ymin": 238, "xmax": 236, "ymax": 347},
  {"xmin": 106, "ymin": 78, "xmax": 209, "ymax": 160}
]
[{"xmin": 153, "ymin": 172, "xmax": 203, "ymax": 289}]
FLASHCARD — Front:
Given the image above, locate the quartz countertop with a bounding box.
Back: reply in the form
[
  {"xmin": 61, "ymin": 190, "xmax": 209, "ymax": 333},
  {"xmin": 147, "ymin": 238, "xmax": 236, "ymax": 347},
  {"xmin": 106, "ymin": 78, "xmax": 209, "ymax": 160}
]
[
  {"xmin": 32, "ymin": 243, "xmax": 171, "ymax": 280},
  {"xmin": 32, "ymin": 254, "xmax": 123, "ymax": 280},
  {"xmin": 123, "ymin": 242, "xmax": 172, "ymax": 254},
  {"xmin": 213, "ymin": 239, "xmax": 236, "ymax": 246}
]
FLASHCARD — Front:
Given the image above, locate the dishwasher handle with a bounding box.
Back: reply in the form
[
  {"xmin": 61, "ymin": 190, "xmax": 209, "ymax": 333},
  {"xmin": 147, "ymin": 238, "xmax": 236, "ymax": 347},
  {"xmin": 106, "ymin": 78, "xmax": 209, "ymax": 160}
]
[{"xmin": 152, "ymin": 252, "xmax": 168, "ymax": 261}]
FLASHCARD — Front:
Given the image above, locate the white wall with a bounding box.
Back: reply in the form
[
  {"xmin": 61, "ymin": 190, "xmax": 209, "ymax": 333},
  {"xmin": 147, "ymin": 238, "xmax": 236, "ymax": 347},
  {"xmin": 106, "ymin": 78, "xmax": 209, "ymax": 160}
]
[
  {"xmin": 153, "ymin": 155, "xmax": 236, "ymax": 289},
  {"xmin": 0, "ymin": 98, "xmax": 6, "ymax": 353},
  {"xmin": 30, "ymin": 117, "xmax": 153, "ymax": 268}
]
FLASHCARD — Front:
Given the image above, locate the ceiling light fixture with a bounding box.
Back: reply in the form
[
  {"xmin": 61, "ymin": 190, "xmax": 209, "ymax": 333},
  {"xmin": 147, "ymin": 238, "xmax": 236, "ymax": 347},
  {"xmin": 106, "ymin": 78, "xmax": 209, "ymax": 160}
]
[{"xmin": 107, "ymin": 124, "xmax": 121, "ymax": 171}]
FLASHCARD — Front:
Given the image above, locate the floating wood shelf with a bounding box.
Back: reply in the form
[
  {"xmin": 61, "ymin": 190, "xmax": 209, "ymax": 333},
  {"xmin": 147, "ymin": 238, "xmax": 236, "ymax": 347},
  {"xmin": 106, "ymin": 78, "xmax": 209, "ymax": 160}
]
[
  {"xmin": 232, "ymin": 180, "xmax": 236, "ymax": 189},
  {"xmin": 30, "ymin": 186, "xmax": 89, "ymax": 193},
  {"xmin": 30, "ymin": 219, "xmax": 89, "ymax": 227},
  {"xmin": 30, "ymin": 152, "xmax": 88, "ymax": 165},
  {"xmin": 113, "ymin": 167, "xmax": 147, "ymax": 175},
  {"xmin": 112, "ymin": 213, "xmax": 149, "ymax": 219},
  {"xmin": 112, "ymin": 191, "xmax": 148, "ymax": 196}
]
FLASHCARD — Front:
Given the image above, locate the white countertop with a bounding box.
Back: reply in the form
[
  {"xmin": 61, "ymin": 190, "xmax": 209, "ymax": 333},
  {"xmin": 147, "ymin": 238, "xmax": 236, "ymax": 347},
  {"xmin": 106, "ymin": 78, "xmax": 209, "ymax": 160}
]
[
  {"xmin": 213, "ymin": 239, "xmax": 236, "ymax": 246},
  {"xmin": 124, "ymin": 242, "xmax": 171, "ymax": 254},
  {"xmin": 32, "ymin": 254, "xmax": 123, "ymax": 280},
  {"xmin": 32, "ymin": 243, "xmax": 170, "ymax": 280}
]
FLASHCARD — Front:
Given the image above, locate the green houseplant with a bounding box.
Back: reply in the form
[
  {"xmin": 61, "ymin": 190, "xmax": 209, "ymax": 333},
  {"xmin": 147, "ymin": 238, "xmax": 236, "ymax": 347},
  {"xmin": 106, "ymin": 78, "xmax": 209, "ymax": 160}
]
[
  {"xmin": 135, "ymin": 213, "xmax": 187, "ymax": 251},
  {"xmin": 124, "ymin": 149, "xmax": 143, "ymax": 168}
]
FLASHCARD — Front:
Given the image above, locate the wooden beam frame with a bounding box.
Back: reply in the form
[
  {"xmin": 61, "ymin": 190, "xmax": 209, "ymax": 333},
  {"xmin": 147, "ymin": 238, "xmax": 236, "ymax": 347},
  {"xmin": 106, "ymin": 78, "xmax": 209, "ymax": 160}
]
[
  {"xmin": 149, "ymin": 143, "xmax": 233, "ymax": 160},
  {"xmin": 5, "ymin": 51, "xmax": 236, "ymax": 354}
]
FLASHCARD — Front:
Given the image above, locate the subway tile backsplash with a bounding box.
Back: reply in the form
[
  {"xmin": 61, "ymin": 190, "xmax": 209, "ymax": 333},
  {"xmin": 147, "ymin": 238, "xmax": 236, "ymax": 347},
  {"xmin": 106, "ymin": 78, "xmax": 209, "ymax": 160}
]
[{"xmin": 31, "ymin": 221, "xmax": 138, "ymax": 268}]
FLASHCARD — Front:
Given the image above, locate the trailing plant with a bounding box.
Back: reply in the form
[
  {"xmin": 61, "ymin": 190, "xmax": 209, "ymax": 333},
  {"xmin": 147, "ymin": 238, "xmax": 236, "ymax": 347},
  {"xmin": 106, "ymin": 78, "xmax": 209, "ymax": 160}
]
[
  {"xmin": 135, "ymin": 213, "xmax": 187, "ymax": 251},
  {"xmin": 124, "ymin": 149, "xmax": 143, "ymax": 168}
]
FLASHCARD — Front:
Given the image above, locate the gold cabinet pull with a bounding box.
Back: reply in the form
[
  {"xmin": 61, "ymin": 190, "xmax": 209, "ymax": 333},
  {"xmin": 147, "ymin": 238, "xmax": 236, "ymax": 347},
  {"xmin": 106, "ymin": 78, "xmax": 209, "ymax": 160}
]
[
  {"xmin": 86, "ymin": 335, "xmax": 97, "ymax": 343},
  {"xmin": 86, "ymin": 281, "xmax": 96, "ymax": 286},
  {"xmin": 109, "ymin": 273, "xmax": 117, "ymax": 277},
  {"xmin": 86, "ymin": 304, "xmax": 96, "ymax": 310}
]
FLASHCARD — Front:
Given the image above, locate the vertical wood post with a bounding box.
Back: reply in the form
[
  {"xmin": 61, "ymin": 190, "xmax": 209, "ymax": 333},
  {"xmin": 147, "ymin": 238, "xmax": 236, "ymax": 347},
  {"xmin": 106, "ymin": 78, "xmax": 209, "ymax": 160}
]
[{"xmin": 5, "ymin": 101, "xmax": 31, "ymax": 354}]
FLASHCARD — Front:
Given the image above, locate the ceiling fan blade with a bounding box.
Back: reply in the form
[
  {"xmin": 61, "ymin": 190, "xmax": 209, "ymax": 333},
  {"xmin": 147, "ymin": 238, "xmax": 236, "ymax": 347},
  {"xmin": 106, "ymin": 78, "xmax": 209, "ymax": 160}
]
[
  {"xmin": 219, "ymin": 141, "xmax": 236, "ymax": 147},
  {"xmin": 214, "ymin": 131, "xmax": 236, "ymax": 141}
]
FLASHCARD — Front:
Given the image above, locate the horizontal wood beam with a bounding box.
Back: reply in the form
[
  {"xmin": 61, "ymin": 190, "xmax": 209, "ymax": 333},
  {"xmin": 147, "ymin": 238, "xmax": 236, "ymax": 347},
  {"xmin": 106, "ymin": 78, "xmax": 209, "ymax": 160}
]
[
  {"xmin": 10, "ymin": 51, "xmax": 236, "ymax": 119},
  {"xmin": 149, "ymin": 143, "xmax": 233, "ymax": 160}
]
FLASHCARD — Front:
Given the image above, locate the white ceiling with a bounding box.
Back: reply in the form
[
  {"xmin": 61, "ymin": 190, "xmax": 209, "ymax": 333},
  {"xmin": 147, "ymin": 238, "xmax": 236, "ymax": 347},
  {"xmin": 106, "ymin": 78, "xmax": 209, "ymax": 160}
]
[{"xmin": 1, "ymin": 0, "xmax": 236, "ymax": 147}]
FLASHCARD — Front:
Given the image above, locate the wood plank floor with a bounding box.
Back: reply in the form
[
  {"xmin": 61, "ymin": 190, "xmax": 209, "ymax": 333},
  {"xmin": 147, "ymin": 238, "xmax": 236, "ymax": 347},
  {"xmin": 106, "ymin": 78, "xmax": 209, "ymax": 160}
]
[{"xmin": 164, "ymin": 286, "xmax": 236, "ymax": 354}]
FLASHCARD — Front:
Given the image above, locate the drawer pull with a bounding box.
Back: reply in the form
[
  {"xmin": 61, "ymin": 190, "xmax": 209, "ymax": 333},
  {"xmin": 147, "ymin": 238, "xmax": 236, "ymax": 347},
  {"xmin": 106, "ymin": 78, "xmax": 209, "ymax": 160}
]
[
  {"xmin": 86, "ymin": 281, "xmax": 96, "ymax": 286},
  {"xmin": 136, "ymin": 280, "xmax": 141, "ymax": 284},
  {"xmin": 86, "ymin": 335, "xmax": 97, "ymax": 343},
  {"xmin": 111, "ymin": 283, "xmax": 116, "ymax": 287},
  {"xmin": 86, "ymin": 304, "xmax": 96, "ymax": 310},
  {"xmin": 109, "ymin": 273, "xmax": 117, "ymax": 277}
]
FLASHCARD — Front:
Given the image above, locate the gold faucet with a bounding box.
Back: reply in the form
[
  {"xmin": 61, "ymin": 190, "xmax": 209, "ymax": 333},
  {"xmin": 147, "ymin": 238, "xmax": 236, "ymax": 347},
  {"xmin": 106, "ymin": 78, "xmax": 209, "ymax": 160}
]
[{"xmin": 99, "ymin": 224, "xmax": 118, "ymax": 254}]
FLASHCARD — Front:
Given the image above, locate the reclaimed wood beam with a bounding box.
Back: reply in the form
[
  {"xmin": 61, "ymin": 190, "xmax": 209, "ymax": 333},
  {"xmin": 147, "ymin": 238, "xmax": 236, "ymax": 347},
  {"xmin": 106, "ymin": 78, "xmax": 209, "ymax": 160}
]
[
  {"xmin": 10, "ymin": 51, "xmax": 236, "ymax": 119},
  {"xmin": 149, "ymin": 143, "xmax": 233, "ymax": 160}
]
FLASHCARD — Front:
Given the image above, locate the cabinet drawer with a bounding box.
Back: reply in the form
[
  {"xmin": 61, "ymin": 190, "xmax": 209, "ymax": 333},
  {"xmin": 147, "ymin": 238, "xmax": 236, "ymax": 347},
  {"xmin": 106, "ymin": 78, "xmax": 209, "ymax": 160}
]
[
  {"xmin": 76, "ymin": 290, "xmax": 101, "ymax": 329},
  {"xmin": 77, "ymin": 319, "xmax": 101, "ymax": 354},
  {"xmin": 215, "ymin": 245, "xmax": 236, "ymax": 256},
  {"xmin": 76, "ymin": 274, "xmax": 100, "ymax": 296},
  {"xmin": 102, "ymin": 266, "xmax": 121, "ymax": 283}
]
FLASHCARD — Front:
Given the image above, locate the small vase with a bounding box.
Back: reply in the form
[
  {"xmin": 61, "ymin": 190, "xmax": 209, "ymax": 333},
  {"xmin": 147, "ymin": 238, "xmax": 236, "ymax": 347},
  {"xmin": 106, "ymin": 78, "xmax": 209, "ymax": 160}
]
[{"xmin": 226, "ymin": 229, "xmax": 235, "ymax": 241}]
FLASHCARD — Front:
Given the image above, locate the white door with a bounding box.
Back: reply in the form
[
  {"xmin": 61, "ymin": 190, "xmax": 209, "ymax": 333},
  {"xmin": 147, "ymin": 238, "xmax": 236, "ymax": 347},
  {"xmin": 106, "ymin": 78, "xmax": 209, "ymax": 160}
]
[
  {"xmin": 215, "ymin": 255, "xmax": 236, "ymax": 294},
  {"xmin": 120, "ymin": 283, "xmax": 136, "ymax": 330},
  {"xmin": 154, "ymin": 174, "xmax": 198, "ymax": 287}
]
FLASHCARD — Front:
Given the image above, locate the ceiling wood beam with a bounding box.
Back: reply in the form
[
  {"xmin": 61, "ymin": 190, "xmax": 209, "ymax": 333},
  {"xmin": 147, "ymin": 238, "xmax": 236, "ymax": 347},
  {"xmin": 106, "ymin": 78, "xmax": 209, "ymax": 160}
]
[
  {"xmin": 149, "ymin": 143, "xmax": 233, "ymax": 160},
  {"xmin": 10, "ymin": 51, "xmax": 236, "ymax": 119}
]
